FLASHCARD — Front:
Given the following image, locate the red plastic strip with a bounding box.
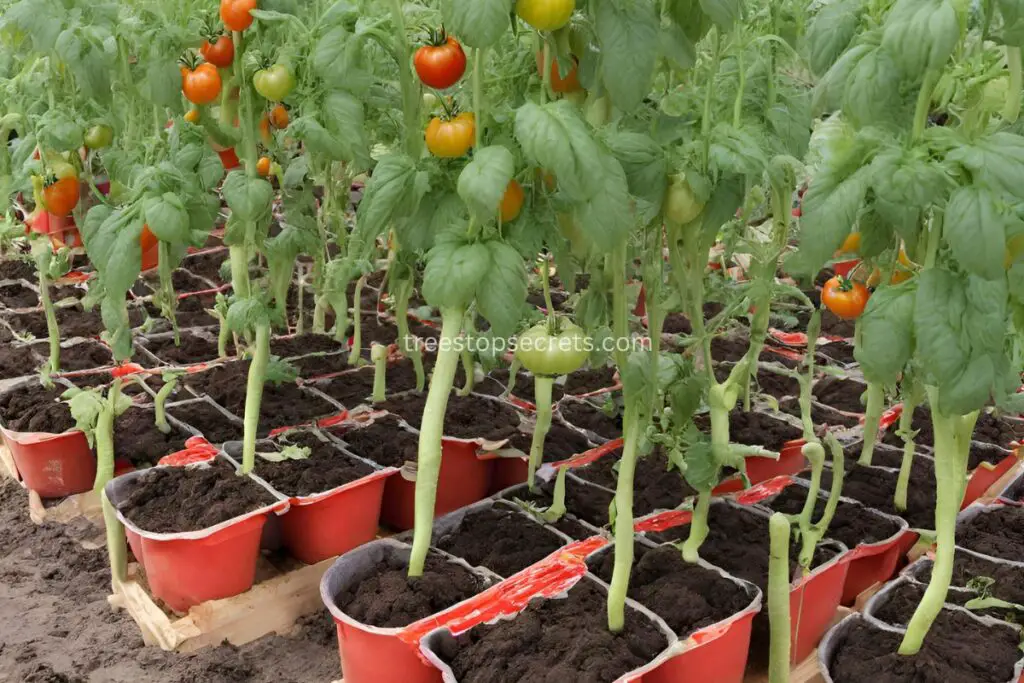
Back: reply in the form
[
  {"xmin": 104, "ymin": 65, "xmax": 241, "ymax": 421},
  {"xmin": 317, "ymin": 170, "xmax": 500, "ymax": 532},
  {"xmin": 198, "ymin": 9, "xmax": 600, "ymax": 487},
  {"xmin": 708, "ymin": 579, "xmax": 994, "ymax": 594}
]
[
  {"xmin": 634, "ymin": 509, "xmax": 693, "ymax": 533},
  {"xmin": 734, "ymin": 475, "xmax": 795, "ymax": 505},
  {"xmin": 548, "ymin": 438, "xmax": 625, "ymax": 470}
]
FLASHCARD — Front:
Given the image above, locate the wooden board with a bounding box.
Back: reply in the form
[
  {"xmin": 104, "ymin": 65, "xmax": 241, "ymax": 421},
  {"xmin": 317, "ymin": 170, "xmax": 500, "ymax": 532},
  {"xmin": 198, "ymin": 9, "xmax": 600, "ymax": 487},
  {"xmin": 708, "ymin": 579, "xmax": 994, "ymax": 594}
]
[{"xmin": 109, "ymin": 555, "xmax": 336, "ymax": 653}]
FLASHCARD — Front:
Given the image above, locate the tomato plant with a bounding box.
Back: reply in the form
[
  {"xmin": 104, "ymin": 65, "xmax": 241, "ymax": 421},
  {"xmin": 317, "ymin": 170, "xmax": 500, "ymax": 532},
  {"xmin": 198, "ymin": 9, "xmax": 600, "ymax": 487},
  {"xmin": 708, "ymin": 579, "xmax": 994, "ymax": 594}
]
[
  {"xmin": 42, "ymin": 170, "xmax": 80, "ymax": 217},
  {"xmin": 499, "ymin": 179, "xmax": 524, "ymax": 222},
  {"xmin": 414, "ymin": 30, "xmax": 466, "ymax": 90},
  {"xmin": 516, "ymin": 0, "xmax": 575, "ymax": 32},
  {"xmin": 822, "ymin": 276, "xmax": 869, "ymax": 320},
  {"xmin": 182, "ymin": 62, "xmax": 222, "ymax": 105},
  {"xmin": 221, "ymin": 0, "xmax": 256, "ymax": 32},
  {"xmin": 425, "ymin": 112, "xmax": 475, "ymax": 157},
  {"xmin": 84, "ymin": 125, "xmax": 113, "ymax": 150},
  {"xmin": 253, "ymin": 64, "xmax": 295, "ymax": 102},
  {"xmin": 184, "ymin": 109, "xmax": 201, "ymax": 124},
  {"xmin": 201, "ymin": 35, "xmax": 235, "ymax": 68}
]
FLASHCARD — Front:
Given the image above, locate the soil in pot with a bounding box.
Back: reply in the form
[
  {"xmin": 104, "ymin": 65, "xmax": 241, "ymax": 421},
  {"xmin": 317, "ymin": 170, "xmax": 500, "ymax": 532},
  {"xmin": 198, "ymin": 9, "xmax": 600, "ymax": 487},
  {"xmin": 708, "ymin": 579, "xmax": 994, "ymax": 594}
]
[
  {"xmin": 500, "ymin": 479, "xmax": 614, "ymax": 529},
  {"xmin": 8, "ymin": 306, "xmax": 112, "ymax": 339},
  {"xmin": 563, "ymin": 366, "xmax": 618, "ymax": 395},
  {"xmin": 144, "ymin": 332, "xmax": 221, "ymax": 366},
  {"xmin": 756, "ymin": 486, "xmax": 902, "ymax": 549},
  {"xmin": 779, "ymin": 398, "xmax": 861, "ymax": 428},
  {"xmin": 269, "ymin": 334, "xmax": 343, "ymax": 359},
  {"xmin": 713, "ymin": 364, "xmax": 801, "ymax": 399},
  {"xmin": 0, "ymin": 383, "xmax": 75, "ymax": 433},
  {"xmin": 482, "ymin": 370, "xmax": 566, "ymax": 403},
  {"xmin": 957, "ymin": 506, "xmax": 1024, "ymax": 562},
  {"xmin": 911, "ymin": 552, "xmax": 1024, "ymax": 606},
  {"xmin": 173, "ymin": 292, "xmax": 219, "ymax": 328},
  {"xmin": 663, "ymin": 312, "xmax": 693, "ymax": 335},
  {"xmin": 526, "ymin": 288, "xmax": 569, "ymax": 311},
  {"xmin": 0, "ymin": 283, "xmax": 38, "ymax": 309},
  {"xmin": 116, "ymin": 458, "xmax": 277, "ymax": 533},
  {"xmin": 0, "ymin": 345, "xmax": 39, "ymax": 380},
  {"xmin": 707, "ymin": 335, "xmax": 803, "ymax": 370},
  {"xmin": 378, "ymin": 393, "xmax": 521, "ymax": 442},
  {"xmin": 588, "ymin": 542, "xmax": 753, "ymax": 637},
  {"xmin": 559, "ymin": 400, "xmax": 623, "ymax": 440},
  {"xmin": 35, "ymin": 340, "xmax": 113, "ymax": 371},
  {"xmin": 820, "ymin": 309, "xmax": 857, "ymax": 338},
  {"xmin": 818, "ymin": 341, "xmax": 857, "ymax": 366},
  {"xmin": 0, "ymin": 259, "xmax": 35, "ymax": 280},
  {"xmin": 971, "ymin": 411, "xmax": 1024, "ymax": 450},
  {"xmin": 252, "ymin": 429, "xmax": 375, "ymax": 496},
  {"xmin": 574, "ymin": 447, "xmax": 697, "ymax": 515},
  {"xmin": 882, "ymin": 406, "xmax": 933, "ymax": 448},
  {"xmin": 811, "ymin": 376, "xmax": 867, "ymax": 413},
  {"xmin": 49, "ymin": 284, "xmax": 83, "ymax": 302},
  {"xmin": 335, "ymin": 415, "xmax": 418, "ymax": 468},
  {"xmin": 166, "ymin": 400, "xmax": 243, "ymax": 444},
  {"xmin": 114, "ymin": 407, "xmax": 191, "ymax": 467},
  {"xmin": 141, "ymin": 268, "xmax": 213, "ymax": 294},
  {"xmin": 343, "ymin": 314, "xmax": 399, "ymax": 354},
  {"xmin": 332, "ymin": 549, "xmax": 485, "ymax": 628},
  {"xmin": 437, "ymin": 579, "xmax": 668, "ymax": 683},
  {"xmin": 181, "ymin": 250, "xmax": 229, "ymax": 283},
  {"xmin": 871, "ymin": 580, "xmax": 1021, "ymax": 626},
  {"xmin": 801, "ymin": 463, "xmax": 936, "ymax": 530},
  {"xmin": 694, "ymin": 409, "xmax": 804, "ymax": 453},
  {"xmin": 505, "ymin": 422, "xmax": 593, "ymax": 463},
  {"xmin": 311, "ymin": 370, "xmax": 373, "ymax": 407},
  {"xmin": 288, "ymin": 352, "xmax": 350, "ymax": 379},
  {"xmin": 843, "ymin": 442, "xmax": 911, "ymax": 470},
  {"xmin": 435, "ymin": 505, "xmax": 567, "ymax": 578},
  {"xmin": 828, "ymin": 611, "xmax": 1022, "ymax": 683}
]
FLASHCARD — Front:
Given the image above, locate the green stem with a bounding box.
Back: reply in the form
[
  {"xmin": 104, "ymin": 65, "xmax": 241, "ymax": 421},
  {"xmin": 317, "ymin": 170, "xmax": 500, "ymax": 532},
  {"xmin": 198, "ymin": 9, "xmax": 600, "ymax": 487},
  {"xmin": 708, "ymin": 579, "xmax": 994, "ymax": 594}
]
[
  {"xmin": 347, "ymin": 276, "xmax": 366, "ymax": 365},
  {"xmin": 607, "ymin": 403, "xmax": 642, "ymax": 633},
  {"xmin": 372, "ymin": 344, "xmax": 387, "ymax": 403},
  {"xmin": 682, "ymin": 487, "xmax": 713, "ymax": 563},
  {"xmin": 528, "ymin": 377, "xmax": 554, "ymax": 492},
  {"xmin": 541, "ymin": 257, "xmax": 557, "ymax": 326},
  {"xmin": 218, "ymin": 312, "xmax": 230, "ymax": 358},
  {"xmin": 473, "ymin": 48, "xmax": 485, "ymax": 149},
  {"xmin": 157, "ymin": 241, "xmax": 180, "ymax": 346},
  {"xmin": 768, "ymin": 512, "xmax": 792, "ymax": 682},
  {"xmin": 394, "ymin": 279, "xmax": 425, "ymax": 391},
  {"xmin": 895, "ymin": 377, "xmax": 923, "ymax": 512},
  {"xmin": 93, "ymin": 379, "xmax": 122, "ymax": 494},
  {"xmin": 296, "ymin": 271, "xmax": 306, "ymax": 335},
  {"xmin": 102, "ymin": 490, "xmax": 126, "ymax": 590},
  {"xmin": 541, "ymin": 42, "xmax": 553, "ymax": 105},
  {"xmin": 229, "ymin": 245, "xmax": 252, "ymax": 302},
  {"xmin": 732, "ymin": 27, "xmax": 746, "ymax": 128},
  {"xmin": 799, "ymin": 310, "xmax": 822, "ymax": 439},
  {"xmin": 610, "ymin": 243, "xmax": 629, "ymax": 371},
  {"xmin": 504, "ymin": 357, "xmax": 521, "ymax": 396},
  {"xmin": 240, "ymin": 321, "xmax": 271, "ymax": 475},
  {"xmin": 387, "ymin": 0, "xmax": 422, "ymax": 158},
  {"xmin": 1005, "ymin": 46, "xmax": 1022, "ymax": 123},
  {"xmin": 858, "ymin": 382, "xmax": 885, "ymax": 466},
  {"xmin": 701, "ymin": 29, "xmax": 721, "ymax": 173},
  {"xmin": 543, "ymin": 465, "xmax": 568, "ymax": 522},
  {"xmin": 911, "ymin": 70, "xmax": 939, "ymax": 142},
  {"xmin": 38, "ymin": 268, "xmax": 60, "ymax": 375},
  {"xmin": 800, "ymin": 437, "xmax": 844, "ymax": 569},
  {"xmin": 408, "ymin": 308, "xmax": 464, "ymax": 578},
  {"xmin": 154, "ymin": 378, "xmax": 178, "ymax": 435}
]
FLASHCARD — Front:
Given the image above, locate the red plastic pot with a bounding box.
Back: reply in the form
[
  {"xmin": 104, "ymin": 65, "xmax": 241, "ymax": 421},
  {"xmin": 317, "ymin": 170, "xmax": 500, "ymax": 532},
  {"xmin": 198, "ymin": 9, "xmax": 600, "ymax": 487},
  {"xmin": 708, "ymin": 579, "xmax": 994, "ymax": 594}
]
[
  {"xmin": 1, "ymin": 425, "xmax": 95, "ymax": 498},
  {"xmin": 106, "ymin": 463, "xmax": 288, "ymax": 612},
  {"xmin": 746, "ymin": 439, "xmax": 808, "ymax": 484},
  {"xmin": 963, "ymin": 447, "xmax": 1020, "ymax": 508}
]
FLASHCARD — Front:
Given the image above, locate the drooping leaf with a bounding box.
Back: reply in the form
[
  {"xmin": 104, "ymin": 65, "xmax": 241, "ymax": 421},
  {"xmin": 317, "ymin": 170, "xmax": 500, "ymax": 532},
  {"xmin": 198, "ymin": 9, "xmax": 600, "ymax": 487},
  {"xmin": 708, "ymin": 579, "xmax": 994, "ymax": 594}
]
[
  {"xmin": 222, "ymin": 172, "xmax": 274, "ymax": 224},
  {"xmin": 573, "ymin": 153, "xmax": 634, "ymax": 252},
  {"xmin": 475, "ymin": 241, "xmax": 528, "ymax": 338},
  {"xmin": 943, "ymin": 186, "xmax": 1008, "ymax": 281},
  {"xmin": 422, "ymin": 240, "xmax": 492, "ymax": 311},
  {"xmin": 946, "ymin": 132, "xmax": 1024, "ymax": 201},
  {"xmin": 699, "ymin": 0, "xmax": 742, "ymax": 29},
  {"xmin": 842, "ymin": 48, "xmax": 903, "ymax": 129},
  {"xmin": 398, "ymin": 191, "xmax": 467, "ymax": 253},
  {"xmin": 143, "ymin": 193, "xmax": 190, "ymax": 244},
  {"xmin": 604, "ymin": 131, "xmax": 667, "ymax": 225},
  {"xmin": 457, "ymin": 146, "xmax": 515, "ymax": 220},
  {"xmin": 855, "ymin": 282, "xmax": 917, "ymax": 384},
  {"xmin": 595, "ymin": 0, "xmax": 660, "ymax": 112},
  {"xmin": 442, "ymin": 0, "xmax": 511, "ymax": 49},
  {"xmin": 806, "ymin": 0, "xmax": 864, "ymax": 76},
  {"xmin": 881, "ymin": 0, "xmax": 959, "ymax": 76},
  {"xmin": 514, "ymin": 101, "xmax": 603, "ymax": 202},
  {"xmin": 352, "ymin": 154, "xmax": 423, "ymax": 258},
  {"xmin": 788, "ymin": 167, "xmax": 870, "ymax": 277}
]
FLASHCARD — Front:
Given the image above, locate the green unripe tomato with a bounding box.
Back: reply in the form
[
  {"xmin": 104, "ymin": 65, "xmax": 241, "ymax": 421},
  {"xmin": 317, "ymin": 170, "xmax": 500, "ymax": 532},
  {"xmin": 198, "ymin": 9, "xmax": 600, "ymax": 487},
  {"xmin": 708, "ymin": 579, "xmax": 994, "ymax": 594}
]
[
  {"xmin": 84, "ymin": 124, "xmax": 113, "ymax": 150},
  {"xmin": 253, "ymin": 64, "xmax": 295, "ymax": 102},
  {"xmin": 663, "ymin": 175, "xmax": 704, "ymax": 225},
  {"xmin": 516, "ymin": 320, "xmax": 590, "ymax": 377},
  {"xmin": 422, "ymin": 92, "xmax": 439, "ymax": 111}
]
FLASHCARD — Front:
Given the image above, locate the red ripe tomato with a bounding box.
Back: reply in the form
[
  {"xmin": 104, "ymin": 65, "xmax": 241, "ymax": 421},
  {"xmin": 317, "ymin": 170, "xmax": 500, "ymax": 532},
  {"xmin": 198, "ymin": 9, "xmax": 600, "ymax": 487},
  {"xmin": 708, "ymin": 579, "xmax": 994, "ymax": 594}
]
[
  {"xmin": 822, "ymin": 276, "xmax": 870, "ymax": 320},
  {"xmin": 218, "ymin": 147, "xmax": 241, "ymax": 169},
  {"xmin": 537, "ymin": 53, "xmax": 582, "ymax": 93},
  {"xmin": 499, "ymin": 180, "xmax": 525, "ymax": 222},
  {"xmin": 221, "ymin": 0, "xmax": 257, "ymax": 32},
  {"xmin": 43, "ymin": 177, "xmax": 80, "ymax": 217},
  {"xmin": 414, "ymin": 34, "xmax": 467, "ymax": 90},
  {"xmin": 182, "ymin": 63, "xmax": 222, "ymax": 105},
  {"xmin": 140, "ymin": 224, "xmax": 159, "ymax": 253},
  {"xmin": 201, "ymin": 35, "xmax": 235, "ymax": 68}
]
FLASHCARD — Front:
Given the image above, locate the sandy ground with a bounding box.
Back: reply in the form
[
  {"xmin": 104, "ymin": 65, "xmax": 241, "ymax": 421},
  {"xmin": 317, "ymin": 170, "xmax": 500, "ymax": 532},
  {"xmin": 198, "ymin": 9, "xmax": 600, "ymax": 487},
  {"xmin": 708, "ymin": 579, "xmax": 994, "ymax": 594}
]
[{"xmin": 0, "ymin": 480, "xmax": 341, "ymax": 683}]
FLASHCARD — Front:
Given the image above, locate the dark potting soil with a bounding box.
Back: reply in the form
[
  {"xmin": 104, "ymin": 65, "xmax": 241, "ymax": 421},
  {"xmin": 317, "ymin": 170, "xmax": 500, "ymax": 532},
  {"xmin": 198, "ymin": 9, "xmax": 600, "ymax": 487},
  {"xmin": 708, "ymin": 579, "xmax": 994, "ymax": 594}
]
[
  {"xmin": 0, "ymin": 282, "xmax": 38, "ymax": 309},
  {"xmin": 334, "ymin": 550, "xmax": 485, "ymax": 628},
  {"xmin": 50, "ymin": 283, "xmax": 84, "ymax": 302},
  {"xmin": 485, "ymin": 370, "xmax": 566, "ymax": 403},
  {"xmin": 574, "ymin": 447, "xmax": 697, "ymax": 515},
  {"xmin": 911, "ymin": 552, "xmax": 1024, "ymax": 609},
  {"xmin": 180, "ymin": 250, "xmax": 229, "ymax": 283},
  {"xmin": 0, "ymin": 258, "xmax": 35, "ymax": 280},
  {"xmin": 117, "ymin": 458, "xmax": 277, "ymax": 533},
  {"xmin": 802, "ymin": 463, "xmax": 937, "ymax": 530},
  {"xmin": 818, "ymin": 341, "xmax": 857, "ymax": 366},
  {"xmin": 0, "ymin": 382, "xmax": 76, "ymax": 433},
  {"xmin": 957, "ymin": 506, "xmax": 1024, "ymax": 562},
  {"xmin": 820, "ymin": 309, "xmax": 857, "ymax": 338},
  {"xmin": 812, "ymin": 376, "xmax": 868, "ymax": 414},
  {"xmin": 828, "ymin": 612, "xmax": 1022, "ymax": 683},
  {"xmin": 253, "ymin": 429, "xmax": 375, "ymax": 497},
  {"xmin": 167, "ymin": 269, "xmax": 214, "ymax": 293},
  {"xmin": 757, "ymin": 485, "xmax": 902, "ymax": 549},
  {"xmin": 779, "ymin": 398, "xmax": 862, "ymax": 428},
  {"xmin": 563, "ymin": 366, "xmax": 618, "ymax": 395},
  {"xmin": 972, "ymin": 411, "xmax": 1024, "ymax": 450},
  {"xmin": 708, "ymin": 335, "xmax": 802, "ymax": 370},
  {"xmin": 870, "ymin": 580, "xmax": 1020, "ymax": 627},
  {"xmin": 336, "ymin": 415, "xmax": 419, "ymax": 468},
  {"xmin": 172, "ymin": 292, "xmax": 219, "ymax": 328},
  {"xmin": 693, "ymin": 409, "xmax": 804, "ymax": 452},
  {"xmin": 506, "ymin": 422, "xmax": 593, "ymax": 462},
  {"xmin": 269, "ymin": 333, "xmax": 343, "ymax": 358},
  {"xmin": 0, "ymin": 322, "xmax": 11, "ymax": 343},
  {"xmin": 311, "ymin": 369, "xmax": 373, "ymax": 407},
  {"xmin": 165, "ymin": 400, "xmax": 243, "ymax": 444},
  {"xmin": 0, "ymin": 344, "xmax": 38, "ymax": 379},
  {"xmin": 844, "ymin": 442, "xmax": 912, "ymax": 470},
  {"xmin": 40, "ymin": 340, "xmax": 113, "ymax": 371},
  {"xmin": 439, "ymin": 580, "xmax": 668, "ymax": 683},
  {"xmin": 378, "ymin": 393, "xmax": 521, "ymax": 442},
  {"xmin": 7, "ymin": 306, "xmax": 107, "ymax": 339},
  {"xmin": 435, "ymin": 505, "xmax": 567, "ymax": 578},
  {"xmin": 559, "ymin": 399, "xmax": 623, "ymax": 440},
  {"xmin": 662, "ymin": 312, "xmax": 693, "ymax": 335},
  {"xmin": 501, "ymin": 479, "xmax": 614, "ymax": 528},
  {"xmin": 113, "ymin": 407, "xmax": 191, "ymax": 467},
  {"xmin": 588, "ymin": 543, "xmax": 752, "ymax": 637},
  {"xmin": 713, "ymin": 364, "xmax": 801, "ymax": 399},
  {"xmin": 525, "ymin": 288, "xmax": 570, "ymax": 311},
  {"xmin": 143, "ymin": 332, "xmax": 222, "ymax": 366},
  {"xmin": 289, "ymin": 351, "xmax": 350, "ymax": 379},
  {"xmin": 347, "ymin": 313, "xmax": 400, "ymax": 353},
  {"xmin": 882, "ymin": 406, "xmax": 934, "ymax": 448}
]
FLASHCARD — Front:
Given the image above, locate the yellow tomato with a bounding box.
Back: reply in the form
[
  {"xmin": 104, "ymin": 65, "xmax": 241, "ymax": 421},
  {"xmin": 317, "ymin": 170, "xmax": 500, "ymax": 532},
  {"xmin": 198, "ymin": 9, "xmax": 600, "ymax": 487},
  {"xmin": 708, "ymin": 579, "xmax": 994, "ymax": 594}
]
[{"xmin": 425, "ymin": 112, "xmax": 475, "ymax": 158}]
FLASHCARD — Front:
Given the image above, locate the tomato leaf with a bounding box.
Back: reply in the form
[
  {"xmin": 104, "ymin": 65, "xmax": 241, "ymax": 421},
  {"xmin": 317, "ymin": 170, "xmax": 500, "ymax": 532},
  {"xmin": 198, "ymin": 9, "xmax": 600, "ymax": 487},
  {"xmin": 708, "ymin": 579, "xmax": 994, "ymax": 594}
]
[
  {"xmin": 944, "ymin": 186, "xmax": 1008, "ymax": 281},
  {"xmin": 1, "ymin": 0, "xmax": 65, "ymax": 53},
  {"xmin": 855, "ymin": 282, "xmax": 917, "ymax": 384},
  {"xmin": 573, "ymin": 153, "xmax": 634, "ymax": 252},
  {"xmin": 36, "ymin": 109, "xmax": 83, "ymax": 154},
  {"xmin": 699, "ymin": 0, "xmax": 741, "ymax": 29},
  {"xmin": 422, "ymin": 239, "xmax": 491, "ymax": 311},
  {"xmin": 595, "ymin": 0, "xmax": 660, "ymax": 112},
  {"xmin": 788, "ymin": 167, "xmax": 869, "ymax": 277},
  {"xmin": 143, "ymin": 193, "xmax": 190, "ymax": 244},
  {"xmin": 399, "ymin": 191, "xmax": 467, "ymax": 253},
  {"xmin": 881, "ymin": 0, "xmax": 959, "ymax": 76},
  {"xmin": 475, "ymin": 241, "xmax": 527, "ymax": 338},
  {"xmin": 659, "ymin": 21, "xmax": 697, "ymax": 70},
  {"xmin": 227, "ymin": 297, "xmax": 271, "ymax": 334},
  {"xmin": 514, "ymin": 101, "xmax": 603, "ymax": 202},
  {"xmin": 322, "ymin": 91, "xmax": 371, "ymax": 171},
  {"xmin": 442, "ymin": 0, "xmax": 512, "ymax": 49},
  {"xmin": 352, "ymin": 154, "xmax": 424, "ymax": 259},
  {"xmin": 667, "ymin": 0, "xmax": 712, "ymax": 43},
  {"xmin": 222, "ymin": 172, "xmax": 274, "ymax": 224},
  {"xmin": 843, "ymin": 47, "xmax": 904, "ymax": 129},
  {"xmin": 994, "ymin": 0, "xmax": 1024, "ymax": 46},
  {"xmin": 457, "ymin": 145, "xmax": 515, "ymax": 220},
  {"xmin": 806, "ymin": 0, "xmax": 864, "ymax": 76},
  {"xmin": 63, "ymin": 388, "xmax": 106, "ymax": 447},
  {"xmin": 945, "ymin": 132, "xmax": 1024, "ymax": 201},
  {"xmin": 604, "ymin": 131, "xmax": 667, "ymax": 225}
]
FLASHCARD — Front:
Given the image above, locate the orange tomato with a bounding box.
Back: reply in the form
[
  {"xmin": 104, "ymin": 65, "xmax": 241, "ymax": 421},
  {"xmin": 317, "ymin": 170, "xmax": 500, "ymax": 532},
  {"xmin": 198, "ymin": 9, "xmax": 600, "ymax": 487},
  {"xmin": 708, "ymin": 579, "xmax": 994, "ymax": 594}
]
[
  {"xmin": 220, "ymin": 0, "xmax": 256, "ymax": 32},
  {"xmin": 42, "ymin": 177, "xmax": 80, "ymax": 217},
  {"xmin": 268, "ymin": 104, "xmax": 289, "ymax": 129},
  {"xmin": 822, "ymin": 276, "xmax": 870, "ymax": 320},
  {"xmin": 200, "ymin": 35, "xmax": 235, "ymax": 68},
  {"xmin": 184, "ymin": 109, "xmax": 201, "ymax": 124},
  {"xmin": 537, "ymin": 53, "xmax": 582, "ymax": 93},
  {"xmin": 218, "ymin": 147, "xmax": 240, "ymax": 169},
  {"xmin": 424, "ymin": 112, "xmax": 475, "ymax": 158},
  {"xmin": 140, "ymin": 225, "xmax": 159, "ymax": 252},
  {"xmin": 838, "ymin": 232, "xmax": 861, "ymax": 255},
  {"xmin": 256, "ymin": 156, "xmax": 272, "ymax": 176},
  {"xmin": 259, "ymin": 114, "xmax": 272, "ymax": 145},
  {"xmin": 499, "ymin": 180, "xmax": 525, "ymax": 222},
  {"xmin": 182, "ymin": 63, "xmax": 222, "ymax": 105}
]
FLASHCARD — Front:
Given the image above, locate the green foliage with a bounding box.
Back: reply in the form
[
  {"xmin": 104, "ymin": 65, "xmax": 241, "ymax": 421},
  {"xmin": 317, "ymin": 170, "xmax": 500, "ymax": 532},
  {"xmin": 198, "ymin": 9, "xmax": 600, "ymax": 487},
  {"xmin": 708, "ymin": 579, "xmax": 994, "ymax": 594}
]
[
  {"xmin": 943, "ymin": 186, "xmax": 1011, "ymax": 281},
  {"xmin": 443, "ymin": 0, "xmax": 512, "ymax": 49},
  {"xmin": 594, "ymin": 0, "xmax": 660, "ymax": 112},
  {"xmin": 457, "ymin": 146, "xmax": 515, "ymax": 220}
]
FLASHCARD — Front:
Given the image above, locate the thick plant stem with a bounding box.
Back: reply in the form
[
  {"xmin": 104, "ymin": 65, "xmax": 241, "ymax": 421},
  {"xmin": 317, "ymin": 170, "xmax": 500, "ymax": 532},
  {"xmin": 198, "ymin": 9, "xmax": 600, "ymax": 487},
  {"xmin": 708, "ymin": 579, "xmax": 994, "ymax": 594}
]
[
  {"xmin": 101, "ymin": 491, "xmax": 126, "ymax": 590},
  {"xmin": 154, "ymin": 379, "xmax": 178, "ymax": 434},
  {"xmin": 858, "ymin": 383, "xmax": 885, "ymax": 466},
  {"xmin": 544, "ymin": 465, "xmax": 569, "ymax": 522},
  {"xmin": 218, "ymin": 314, "xmax": 230, "ymax": 358},
  {"xmin": 799, "ymin": 310, "xmax": 822, "ymax": 440},
  {"xmin": 898, "ymin": 394, "xmax": 963, "ymax": 655},
  {"xmin": 240, "ymin": 321, "xmax": 271, "ymax": 475},
  {"xmin": 229, "ymin": 245, "xmax": 251, "ymax": 302},
  {"xmin": 528, "ymin": 377, "xmax": 555, "ymax": 491},
  {"xmin": 371, "ymin": 343, "xmax": 387, "ymax": 403},
  {"xmin": 158, "ymin": 241, "xmax": 180, "ymax": 345},
  {"xmin": 607, "ymin": 404, "xmax": 642, "ymax": 633},
  {"xmin": 387, "ymin": 0, "xmax": 422, "ymax": 158},
  {"xmin": 38, "ymin": 269, "xmax": 60, "ymax": 374},
  {"xmin": 895, "ymin": 378, "xmax": 923, "ymax": 512},
  {"xmin": 912, "ymin": 71, "xmax": 940, "ymax": 142},
  {"xmin": 408, "ymin": 308, "xmax": 464, "ymax": 578},
  {"xmin": 296, "ymin": 273, "xmax": 305, "ymax": 335},
  {"xmin": 347, "ymin": 277, "xmax": 366, "ymax": 365},
  {"xmin": 93, "ymin": 379, "xmax": 122, "ymax": 494},
  {"xmin": 393, "ymin": 279, "xmax": 424, "ymax": 391},
  {"xmin": 1005, "ymin": 47, "xmax": 1023, "ymax": 122},
  {"xmin": 768, "ymin": 512, "xmax": 792, "ymax": 682},
  {"xmin": 682, "ymin": 488, "xmax": 713, "ymax": 563}
]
